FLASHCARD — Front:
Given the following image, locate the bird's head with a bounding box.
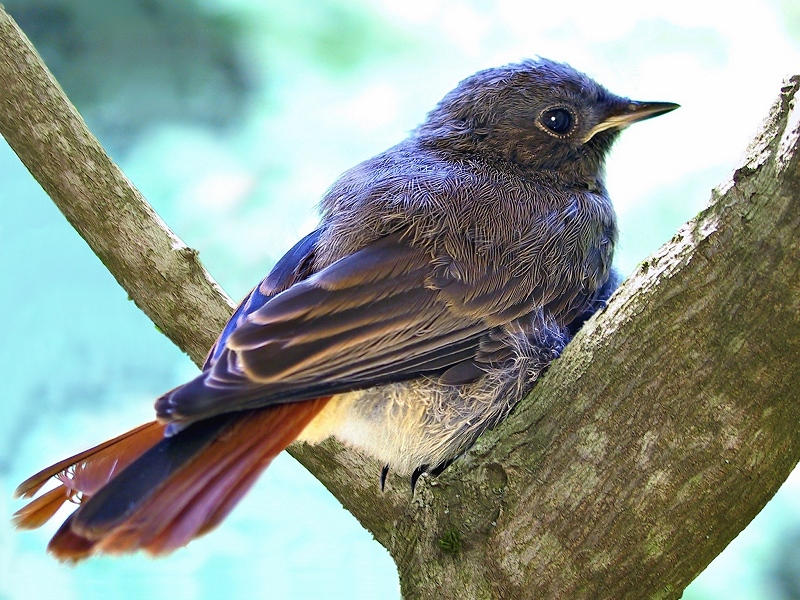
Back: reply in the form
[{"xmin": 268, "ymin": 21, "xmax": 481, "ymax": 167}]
[{"xmin": 417, "ymin": 58, "xmax": 678, "ymax": 185}]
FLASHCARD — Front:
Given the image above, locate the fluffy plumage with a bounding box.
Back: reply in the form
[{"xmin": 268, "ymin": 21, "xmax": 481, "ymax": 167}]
[{"xmin": 14, "ymin": 58, "xmax": 677, "ymax": 560}]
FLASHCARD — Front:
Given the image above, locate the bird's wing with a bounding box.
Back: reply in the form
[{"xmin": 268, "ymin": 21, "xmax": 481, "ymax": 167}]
[
  {"xmin": 156, "ymin": 232, "xmax": 547, "ymax": 423},
  {"xmin": 202, "ymin": 228, "xmax": 321, "ymax": 369}
]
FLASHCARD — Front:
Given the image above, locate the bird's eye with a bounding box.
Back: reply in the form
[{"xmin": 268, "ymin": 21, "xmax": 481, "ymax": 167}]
[{"xmin": 539, "ymin": 107, "xmax": 575, "ymax": 137}]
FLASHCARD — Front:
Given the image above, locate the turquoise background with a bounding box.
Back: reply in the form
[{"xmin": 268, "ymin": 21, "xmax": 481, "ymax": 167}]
[{"xmin": 1, "ymin": 1, "xmax": 798, "ymax": 598}]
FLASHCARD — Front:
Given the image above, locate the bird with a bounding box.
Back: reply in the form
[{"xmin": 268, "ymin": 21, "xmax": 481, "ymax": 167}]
[{"xmin": 13, "ymin": 58, "xmax": 678, "ymax": 561}]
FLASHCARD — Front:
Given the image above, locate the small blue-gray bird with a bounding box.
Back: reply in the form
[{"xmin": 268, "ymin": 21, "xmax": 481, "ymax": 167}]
[{"xmin": 14, "ymin": 58, "xmax": 677, "ymax": 560}]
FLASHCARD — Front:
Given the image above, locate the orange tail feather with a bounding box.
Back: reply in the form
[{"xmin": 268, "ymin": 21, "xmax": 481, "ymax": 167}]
[
  {"xmin": 12, "ymin": 486, "xmax": 71, "ymax": 530},
  {"xmin": 13, "ymin": 422, "xmax": 166, "ymax": 531},
  {"xmin": 15, "ymin": 398, "xmax": 330, "ymax": 562},
  {"xmin": 15, "ymin": 421, "xmax": 165, "ymax": 499}
]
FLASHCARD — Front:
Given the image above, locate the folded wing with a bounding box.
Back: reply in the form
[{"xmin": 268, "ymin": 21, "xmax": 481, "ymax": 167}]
[{"xmin": 156, "ymin": 233, "xmax": 555, "ymax": 424}]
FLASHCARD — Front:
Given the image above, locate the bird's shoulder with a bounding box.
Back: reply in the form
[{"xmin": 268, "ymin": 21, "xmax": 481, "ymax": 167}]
[
  {"xmin": 315, "ymin": 140, "xmax": 558, "ymax": 265},
  {"xmin": 315, "ymin": 139, "xmax": 614, "ymax": 287}
]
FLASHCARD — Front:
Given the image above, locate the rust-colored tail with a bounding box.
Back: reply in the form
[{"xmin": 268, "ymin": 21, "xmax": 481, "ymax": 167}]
[{"xmin": 13, "ymin": 398, "xmax": 329, "ymax": 561}]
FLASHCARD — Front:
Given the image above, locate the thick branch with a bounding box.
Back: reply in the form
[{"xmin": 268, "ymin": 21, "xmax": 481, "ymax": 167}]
[
  {"xmin": 391, "ymin": 79, "xmax": 800, "ymax": 598},
  {"xmin": 2, "ymin": 7, "xmax": 798, "ymax": 599}
]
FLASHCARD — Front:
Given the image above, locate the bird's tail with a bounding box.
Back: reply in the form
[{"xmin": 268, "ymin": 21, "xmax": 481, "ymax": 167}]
[{"xmin": 13, "ymin": 397, "xmax": 329, "ymax": 561}]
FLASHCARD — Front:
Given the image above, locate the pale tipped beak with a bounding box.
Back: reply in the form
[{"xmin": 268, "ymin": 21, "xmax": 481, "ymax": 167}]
[{"xmin": 583, "ymin": 101, "xmax": 680, "ymax": 142}]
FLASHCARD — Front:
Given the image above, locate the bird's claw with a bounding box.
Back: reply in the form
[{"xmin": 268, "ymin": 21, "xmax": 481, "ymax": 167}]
[
  {"xmin": 380, "ymin": 464, "xmax": 389, "ymax": 492},
  {"xmin": 410, "ymin": 464, "xmax": 429, "ymax": 494}
]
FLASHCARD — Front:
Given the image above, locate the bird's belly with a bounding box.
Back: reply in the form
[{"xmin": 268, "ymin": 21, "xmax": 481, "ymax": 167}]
[
  {"xmin": 296, "ymin": 377, "xmax": 513, "ymax": 475},
  {"xmin": 296, "ymin": 386, "xmax": 429, "ymax": 474}
]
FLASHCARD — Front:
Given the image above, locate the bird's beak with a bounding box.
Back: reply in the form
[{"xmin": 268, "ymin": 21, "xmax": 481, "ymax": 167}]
[{"xmin": 582, "ymin": 101, "xmax": 679, "ymax": 142}]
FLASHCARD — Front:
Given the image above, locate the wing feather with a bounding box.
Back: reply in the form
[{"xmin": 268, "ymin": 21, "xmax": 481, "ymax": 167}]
[{"xmin": 156, "ymin": 231, "xmax": 595, "ymax": 423}]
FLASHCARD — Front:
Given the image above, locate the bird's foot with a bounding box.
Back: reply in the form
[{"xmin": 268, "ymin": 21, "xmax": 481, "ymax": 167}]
[
  {"xmin": 380, "ymin": 464, "xmax": 389, "ymax": 492},
  {"xmin": 410, "ymin": 464, "xmax": 429, "ymax": 494}
]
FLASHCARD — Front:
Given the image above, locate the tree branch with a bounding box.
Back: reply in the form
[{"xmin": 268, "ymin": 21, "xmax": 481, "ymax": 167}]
[
  {"xmin": 391, "ymin": 79, "xmax": 800, "ymax": 598},
  {"xmin": 2, "ymin": 7, "xmax": 798, "ymax": 598},
  {"xmin": 0, "ymin": 6, "xmax": 232, "ymax": 364}
]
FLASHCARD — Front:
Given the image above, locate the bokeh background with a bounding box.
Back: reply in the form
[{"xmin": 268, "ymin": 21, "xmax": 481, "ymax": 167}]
[{"xmin": 1, "ymin": 1, "xmax": 798, "ymax": 598}]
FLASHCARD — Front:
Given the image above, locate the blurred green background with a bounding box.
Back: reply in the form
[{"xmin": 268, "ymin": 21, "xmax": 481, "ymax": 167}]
[{"xmin": 1, "ymin": 1, "xmax": 798, "ymax": 598}]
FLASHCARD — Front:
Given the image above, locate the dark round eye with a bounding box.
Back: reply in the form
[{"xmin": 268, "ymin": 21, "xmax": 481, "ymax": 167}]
[{"xmin": 540, "ymin": 108, "xmax": 574, "ymax": 136}]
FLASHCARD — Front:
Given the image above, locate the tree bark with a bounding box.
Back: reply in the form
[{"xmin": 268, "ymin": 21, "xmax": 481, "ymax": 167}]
[
  {"xmin": 390, "ymin": 77, "xmax": 800, "ymax": 597},
  {"xmin": 1, "ymin": 7, "xmax": 798, "ymax": 599}
]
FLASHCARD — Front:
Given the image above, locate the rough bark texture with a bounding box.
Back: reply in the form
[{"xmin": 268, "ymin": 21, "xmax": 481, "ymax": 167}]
[
  {"xmin": 2, "ymin": 7, "xmax": 798, "ymax": 599},
  {"xmin": 389, "ymin": 76, "xmax": 800, "ymax": 598}
]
